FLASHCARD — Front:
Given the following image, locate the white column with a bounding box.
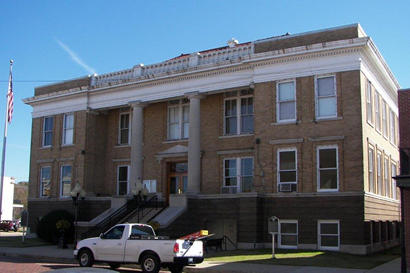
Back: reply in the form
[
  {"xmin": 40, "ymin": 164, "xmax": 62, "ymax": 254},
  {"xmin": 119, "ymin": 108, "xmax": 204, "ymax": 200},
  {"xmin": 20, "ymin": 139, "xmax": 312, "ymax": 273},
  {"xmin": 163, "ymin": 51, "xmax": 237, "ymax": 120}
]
[
  {"xmin": 186, "ymin": 92, "xmax": 204, "ymax": 194},
  {"xmin": 129, "ymin": 101, "xmax": 145, "ymax": 194}
]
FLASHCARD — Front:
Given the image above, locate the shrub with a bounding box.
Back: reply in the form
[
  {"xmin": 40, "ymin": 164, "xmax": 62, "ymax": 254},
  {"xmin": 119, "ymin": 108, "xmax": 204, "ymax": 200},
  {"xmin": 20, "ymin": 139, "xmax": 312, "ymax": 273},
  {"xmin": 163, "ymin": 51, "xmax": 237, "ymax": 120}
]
[{"xmin": 36, "ymin": 210, "xmax": 74, "ymax": 243}]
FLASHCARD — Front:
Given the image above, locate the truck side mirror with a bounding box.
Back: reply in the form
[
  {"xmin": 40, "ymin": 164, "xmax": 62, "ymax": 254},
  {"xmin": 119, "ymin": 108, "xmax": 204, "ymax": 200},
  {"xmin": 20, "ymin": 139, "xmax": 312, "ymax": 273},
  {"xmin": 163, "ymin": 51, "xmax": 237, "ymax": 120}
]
[{"xmin": 99, "ymin": 233, "xmax": 103, "ymax": 239}]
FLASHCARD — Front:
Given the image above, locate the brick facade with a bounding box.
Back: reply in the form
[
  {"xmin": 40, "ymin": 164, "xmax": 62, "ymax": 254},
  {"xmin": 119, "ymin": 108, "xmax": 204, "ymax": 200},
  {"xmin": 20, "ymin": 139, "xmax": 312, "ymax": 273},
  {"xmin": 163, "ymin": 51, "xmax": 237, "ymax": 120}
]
[{"xmin": 25, "ymin": 24, "xmax": 400, "ymax": 254}]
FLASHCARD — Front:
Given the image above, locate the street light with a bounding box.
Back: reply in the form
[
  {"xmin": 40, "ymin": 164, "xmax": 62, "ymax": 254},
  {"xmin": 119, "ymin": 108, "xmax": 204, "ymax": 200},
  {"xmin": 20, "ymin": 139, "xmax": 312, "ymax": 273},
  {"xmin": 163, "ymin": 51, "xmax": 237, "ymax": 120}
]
[{"xmin": 70, "ymin": 183, "xmax": 85, "ymax": 248}]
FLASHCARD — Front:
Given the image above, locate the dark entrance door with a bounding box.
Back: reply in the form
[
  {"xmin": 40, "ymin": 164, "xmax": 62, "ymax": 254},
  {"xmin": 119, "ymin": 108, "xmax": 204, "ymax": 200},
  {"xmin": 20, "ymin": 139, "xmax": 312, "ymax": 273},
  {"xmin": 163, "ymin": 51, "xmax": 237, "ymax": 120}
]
[{"xmin": 167, "ymin": 162, "xmax": 188, "ymax": 203}]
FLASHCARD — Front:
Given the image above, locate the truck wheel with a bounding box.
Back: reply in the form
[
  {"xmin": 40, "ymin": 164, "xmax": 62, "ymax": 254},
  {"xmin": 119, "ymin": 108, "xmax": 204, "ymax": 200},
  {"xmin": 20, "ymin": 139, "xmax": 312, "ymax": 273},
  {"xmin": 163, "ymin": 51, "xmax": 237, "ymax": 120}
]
[
  {"xmin": 108, "ymin": 262, "xmax": 121, "ymax": 269},
  {"xmin": 141, "ymin": 253, "xmax": 160, "ymax": 273},
  {"xmin": 78, "ymin": 249, "xmax": 94, "ymax": 267},
  {"xmin": 169, "ymin": 264, "xmax": 184, "ymax": 273}
]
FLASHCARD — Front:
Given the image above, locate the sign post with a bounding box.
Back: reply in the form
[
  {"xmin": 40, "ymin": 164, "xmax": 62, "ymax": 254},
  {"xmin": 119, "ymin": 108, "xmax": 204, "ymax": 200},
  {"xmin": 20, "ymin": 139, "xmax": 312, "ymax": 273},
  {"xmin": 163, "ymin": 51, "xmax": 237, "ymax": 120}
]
[{"xmin": 268, "ymin": 216, "xmax": 279, "ymax": 258}]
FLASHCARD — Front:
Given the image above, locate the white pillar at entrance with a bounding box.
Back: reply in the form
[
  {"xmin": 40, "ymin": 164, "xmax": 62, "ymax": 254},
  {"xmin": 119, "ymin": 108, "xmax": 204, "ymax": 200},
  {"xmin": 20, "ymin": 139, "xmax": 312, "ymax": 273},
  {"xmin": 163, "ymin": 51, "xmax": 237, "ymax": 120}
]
[
  {"xmin": 186, "ymin": 92, "xmax": 203, "ymax": 194},
  {"xmin": 129, "ymin": 101, "xmax": 145, "ymax": 194}
]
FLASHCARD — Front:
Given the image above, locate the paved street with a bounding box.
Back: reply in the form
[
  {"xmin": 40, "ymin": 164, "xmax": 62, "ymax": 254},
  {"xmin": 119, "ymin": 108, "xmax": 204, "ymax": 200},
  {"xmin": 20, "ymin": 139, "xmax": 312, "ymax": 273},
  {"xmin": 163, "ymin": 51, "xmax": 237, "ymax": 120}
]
[{"xmin": 0, "ymin": 256, "xmax": 175, "ymax": 273}]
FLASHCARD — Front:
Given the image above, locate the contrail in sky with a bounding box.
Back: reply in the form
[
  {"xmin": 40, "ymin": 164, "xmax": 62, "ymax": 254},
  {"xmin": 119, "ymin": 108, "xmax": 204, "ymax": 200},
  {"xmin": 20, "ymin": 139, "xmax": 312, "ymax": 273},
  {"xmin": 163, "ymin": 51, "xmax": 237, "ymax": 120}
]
[{"xmin": 56, "ymin": 39, "xmax": 97, "ymax": 75}]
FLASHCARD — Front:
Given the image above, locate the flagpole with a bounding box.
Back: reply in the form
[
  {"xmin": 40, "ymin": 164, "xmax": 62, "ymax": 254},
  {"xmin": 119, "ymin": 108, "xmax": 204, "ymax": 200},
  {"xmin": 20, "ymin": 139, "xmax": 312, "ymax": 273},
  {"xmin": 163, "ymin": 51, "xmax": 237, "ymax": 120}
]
[{"xmin": 0, "ymin": 60, "xmax": 13, "ymax": 221}]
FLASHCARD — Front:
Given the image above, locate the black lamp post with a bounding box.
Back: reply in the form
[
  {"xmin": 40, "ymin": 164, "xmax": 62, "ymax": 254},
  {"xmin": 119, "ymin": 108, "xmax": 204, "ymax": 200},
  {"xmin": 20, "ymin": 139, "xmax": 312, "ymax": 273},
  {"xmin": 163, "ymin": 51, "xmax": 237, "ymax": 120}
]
[{"xmin": 70, "ymin": 183, "xmax": 85, "ymax": 248}]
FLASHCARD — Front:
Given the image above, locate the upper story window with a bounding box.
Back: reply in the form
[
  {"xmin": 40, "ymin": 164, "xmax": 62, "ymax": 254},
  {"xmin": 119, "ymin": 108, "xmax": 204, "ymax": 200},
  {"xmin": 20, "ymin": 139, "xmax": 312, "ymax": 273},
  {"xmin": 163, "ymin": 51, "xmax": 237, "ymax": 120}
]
[
  {"xmin": 222, "ymin": 157, "xmax": 253, "ymax": 193},
  {"xmin": 389, "ymin": 110, "xmax": 397, "ymax": 146},
  {"xmin": 224, "ymin": 90, "xmax": 253, "ymax": 135},
  {"xmin": 382, "ymin": 101, "xmax": 388, "ymax": 138},
  {"xmin": 60, "ymin": 165, "xmax": 72, "ymax": 197},
  {"xmin": 317, "ymin": 145, "xmax": 338, "ymax": 191},
  {"xmin": 277, "ymin": 80, "xmax": 296, "ymax": 122},
  {"xmin": 119, "ymin": 113, "xmax": 130, "ymax": 145},
  {"xmin": 374, "ymin": 92, "xmax": 381, "ymax": 132},
  {"xmin": 315, "ymin": 75, "xmax": 336, "ymax": 119},
  {"xmin": 62, "ymin": 113, "xmax": 74, "ymax": 145},
  {"xmin": 277, "ymin": 148, "xmax": 297, "ymax": 192},
  {"xmin": 42, "ymin": 116, "xmax": 54, "ymax": 147},
  {"xmin": 168, "ymin": 99, "xmax": 189, "ymax": 140},
  {"xmin": 40, "ymin": 166, "xmax": 51, "ymax": 197},
  {"xmin": 366, "ymin": 80, "xmax": 373, "ymax": 124}
]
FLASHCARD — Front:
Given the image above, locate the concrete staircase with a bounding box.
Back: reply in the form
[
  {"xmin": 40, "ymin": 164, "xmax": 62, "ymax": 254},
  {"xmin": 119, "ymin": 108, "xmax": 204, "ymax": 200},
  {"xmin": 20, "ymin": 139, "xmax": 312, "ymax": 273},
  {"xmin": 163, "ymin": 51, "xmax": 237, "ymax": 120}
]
[{"xmin": 151, "ymin": 195, "xmax": 187, "ymax": 228}]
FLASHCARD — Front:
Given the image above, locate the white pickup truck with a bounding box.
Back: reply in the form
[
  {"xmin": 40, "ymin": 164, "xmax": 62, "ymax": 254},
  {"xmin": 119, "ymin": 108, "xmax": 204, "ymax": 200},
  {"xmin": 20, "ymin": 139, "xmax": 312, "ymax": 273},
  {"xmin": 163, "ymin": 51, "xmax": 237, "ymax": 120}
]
[{"xmin": 74, "ymin": 223, "xmax": 204, "ymax": 273}]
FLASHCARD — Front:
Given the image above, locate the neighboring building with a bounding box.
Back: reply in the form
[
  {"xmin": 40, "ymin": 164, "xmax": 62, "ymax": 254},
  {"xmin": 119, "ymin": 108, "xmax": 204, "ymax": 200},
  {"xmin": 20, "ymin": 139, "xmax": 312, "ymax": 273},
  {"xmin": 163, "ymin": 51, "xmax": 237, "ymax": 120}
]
[
  {"xmin": 395, "ymin": 88, "xmax": 410, "ymax": 270},
  {"xmin": 1, "ymin": 176, "xmax": 16, "ymax": 221},
  {"xmin": 13, "ymin": 182, "xmax": 28, "ymax": 219},
  {"xmin": 24, "ymin": 24, "xmax": 401, "ymax": 254}
]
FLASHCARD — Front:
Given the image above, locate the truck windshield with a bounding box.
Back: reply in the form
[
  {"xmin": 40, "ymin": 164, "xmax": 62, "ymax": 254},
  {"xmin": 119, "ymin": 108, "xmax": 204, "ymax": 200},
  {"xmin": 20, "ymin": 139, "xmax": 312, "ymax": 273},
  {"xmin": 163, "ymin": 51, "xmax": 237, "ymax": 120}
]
[{"xmin": 131, "ymin": 225, "xmax": 155, "ymax": 236}]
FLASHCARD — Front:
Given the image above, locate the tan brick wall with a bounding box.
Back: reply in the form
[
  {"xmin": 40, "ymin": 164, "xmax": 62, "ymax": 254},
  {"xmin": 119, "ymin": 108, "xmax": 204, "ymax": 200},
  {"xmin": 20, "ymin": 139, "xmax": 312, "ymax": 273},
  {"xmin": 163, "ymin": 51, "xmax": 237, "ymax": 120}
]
[
  {"xmin": 28, "ymin": 111, "xmax": 88, "ymax": 198},
  {"xmin": 360, "ymin": 72, "xmax": 400, "ymax": 220},
  {"xmin": 28, "ymin": 70, "xmax": 398, "ymax": 205}
]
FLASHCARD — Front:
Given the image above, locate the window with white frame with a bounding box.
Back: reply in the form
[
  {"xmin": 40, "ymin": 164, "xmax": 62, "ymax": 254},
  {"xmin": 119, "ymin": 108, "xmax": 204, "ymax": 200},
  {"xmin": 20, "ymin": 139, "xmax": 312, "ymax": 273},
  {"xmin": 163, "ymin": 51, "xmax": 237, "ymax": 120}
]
[
  {"xmin": 391, "ymin": 163, "xmax": 397, "ymax": 199},
  {"xmin": 375, "ymin": 92, "xmax": 381, "ymax": 132},
  {"xmin": 279, "ymin": 220, "xmax": 298, "ymax": 249},
  {"xmin": 384, "ymin": 158, "xmax": 390, "ymax": 197},
  {"xmin": 382, "ymin": 101, "xmax": 388, "ymax": 138},
  {"xmin": 368, "ymin": 147, "xmax": 375, "ymax": 193},
  {"xmin": 117, "ymin": 166, "xmax": 129, "ymax": 195},
  {"xmin": 389, "ymin": 110, "xmax": 396, "ymax": 145},
  {"xmin": 318, "ymin": 220, "xmax": 340, "ymax": 250},
  {"xmin": 223, "ymin": 157, "xmax": 253, "ymax": 193},
  {"xmin": 315, "ymin": 75, "xmax": 336, "ymax": 119},
  {"xmin": 42, "ymin": 116, "xmax": 53, "ymax": 147},
  {"xmin": 62, "ymin": 113, "xmax": 74, "ymax": 145},
  {"xmin": 366, "ymin": 80, "xmax": 373, "ymax": 124},
  {"xmin": 168, "ymin": 99, "xmax": 189, "ymax": 140},
  {"xmin": 277, "ymin": 148, "xmax": 297, "ymax": 192},
  {"xmin": 317, "ymin": 146, "xmax": 338, "ymax": 191},
  {"xmin": 377, "ymin": 152, "xmax": 382, "ymax": 195},
  {"xmin": 277, "ymin": 81, "xmax": 296, "ymax": 122},
  {"xmin": 224, "ymin": 90, "xmax": 253, "ymax": 135},
  {"xmin": 119, "ymin": 113, "xmax": 130, "ymax": 145},
  {"xmin": 40, "ymin": 166, "xmax": 51, "ymax": 197},
  {"xmin": 60, "ymin": 165, "xmax": 72, "ymax": 197}
]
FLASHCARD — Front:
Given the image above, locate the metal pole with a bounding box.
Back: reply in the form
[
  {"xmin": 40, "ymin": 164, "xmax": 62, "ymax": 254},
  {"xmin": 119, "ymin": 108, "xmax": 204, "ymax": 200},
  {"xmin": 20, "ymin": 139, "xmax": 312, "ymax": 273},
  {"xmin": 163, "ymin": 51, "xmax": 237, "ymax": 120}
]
[{"xmin": 0, "ymin": 60, "xmax": 13, "ymax": 222}]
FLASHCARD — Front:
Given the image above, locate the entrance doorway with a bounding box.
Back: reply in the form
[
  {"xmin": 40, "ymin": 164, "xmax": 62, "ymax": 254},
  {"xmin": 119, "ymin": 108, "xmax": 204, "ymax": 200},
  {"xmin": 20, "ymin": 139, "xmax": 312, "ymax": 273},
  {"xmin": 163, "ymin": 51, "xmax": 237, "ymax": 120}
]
[{"xmin": 167, "ymin": 162, "xmax": 188, "ymax": 198}]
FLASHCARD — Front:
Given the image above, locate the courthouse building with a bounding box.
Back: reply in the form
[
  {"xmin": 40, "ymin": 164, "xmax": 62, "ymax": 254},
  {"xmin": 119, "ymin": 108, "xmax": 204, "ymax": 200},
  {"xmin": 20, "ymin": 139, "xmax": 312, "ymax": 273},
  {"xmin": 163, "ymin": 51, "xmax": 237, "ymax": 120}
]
[{"xmin": 24, "ymin": 24, "xmax": 400, "ymax": 254}]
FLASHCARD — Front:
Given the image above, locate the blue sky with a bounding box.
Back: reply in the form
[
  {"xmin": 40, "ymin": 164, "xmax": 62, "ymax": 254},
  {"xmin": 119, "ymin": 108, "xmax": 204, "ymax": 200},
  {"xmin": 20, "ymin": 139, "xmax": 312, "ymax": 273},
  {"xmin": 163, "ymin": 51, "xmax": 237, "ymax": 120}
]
[{"xmin": 0, "ymin": 0, "xmax": 409, "ymax": 182}]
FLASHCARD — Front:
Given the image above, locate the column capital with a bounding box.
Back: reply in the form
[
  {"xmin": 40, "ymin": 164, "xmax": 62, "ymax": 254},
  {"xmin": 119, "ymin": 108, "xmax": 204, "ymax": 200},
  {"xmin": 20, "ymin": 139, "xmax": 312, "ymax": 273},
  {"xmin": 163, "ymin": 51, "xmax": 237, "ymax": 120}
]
[
  {"xmin": 129, "ymin": 100, "xmax": 147, "ymax": 108},
  {"xmin": 184, "ymin": 91, "xmax": 205, "ymax": 100}
]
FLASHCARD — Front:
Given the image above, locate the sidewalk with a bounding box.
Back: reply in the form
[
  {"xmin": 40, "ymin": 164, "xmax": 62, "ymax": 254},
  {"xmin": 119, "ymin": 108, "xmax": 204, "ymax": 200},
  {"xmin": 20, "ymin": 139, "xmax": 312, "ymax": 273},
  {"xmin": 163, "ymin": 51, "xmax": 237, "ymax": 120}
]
[{"xmin": 0, "ymin": 244, "xmax": 401, "ymax": 273}]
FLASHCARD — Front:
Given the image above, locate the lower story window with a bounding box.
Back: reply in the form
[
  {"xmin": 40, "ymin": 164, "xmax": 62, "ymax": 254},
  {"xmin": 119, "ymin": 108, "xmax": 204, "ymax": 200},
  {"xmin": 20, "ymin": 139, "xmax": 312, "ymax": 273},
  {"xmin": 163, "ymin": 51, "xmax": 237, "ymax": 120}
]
[
  {"xmin": 117, "ymin": 166, "xmax": 129, "ymax": 195},
  {"xmin": 279, "ymin": 220, "xmax": 298, "ymax": 249},
  {"xmin": 223, "ymin": 157, "xmax": 253, "ymax": 193},
  {"xmin": 40, "ymin": 166, "xmax": 51, "ymax": 197},
  {"xmin": 60, "ymin": 165, "xmax": 72, "ymax": 197},
  {"xmin": 318, "ymin": 220, "xmax": 340, "ymax": 250}
]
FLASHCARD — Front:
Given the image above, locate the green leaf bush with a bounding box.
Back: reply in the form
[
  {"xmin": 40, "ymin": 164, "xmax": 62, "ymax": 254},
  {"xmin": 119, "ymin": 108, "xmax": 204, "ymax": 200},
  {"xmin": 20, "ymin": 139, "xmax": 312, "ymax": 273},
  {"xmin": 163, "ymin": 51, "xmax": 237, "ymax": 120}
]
[{"xmin": 36, "ymin": 210, "xmax": 74, "ymax": 243}]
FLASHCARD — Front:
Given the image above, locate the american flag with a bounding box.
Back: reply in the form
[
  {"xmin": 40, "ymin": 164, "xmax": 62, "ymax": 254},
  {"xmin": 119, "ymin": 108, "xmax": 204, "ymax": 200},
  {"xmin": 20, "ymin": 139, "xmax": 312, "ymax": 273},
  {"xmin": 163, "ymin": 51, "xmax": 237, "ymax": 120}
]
[{"xmin": 7, "ymin": 61, "xmax": 13, "ymax": 123}]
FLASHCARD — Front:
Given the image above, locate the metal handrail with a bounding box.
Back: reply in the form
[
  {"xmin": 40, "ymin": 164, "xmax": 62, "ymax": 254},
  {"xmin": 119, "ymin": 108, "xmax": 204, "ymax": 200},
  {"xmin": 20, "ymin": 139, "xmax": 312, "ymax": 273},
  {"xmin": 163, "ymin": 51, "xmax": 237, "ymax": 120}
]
[
  {"xmin": 81, "ymin": 195, "xmax": 159, "ymax": 239},
  {"xmin": 222, "ymin": 235, "xmax": 237, "ymax": 250}
]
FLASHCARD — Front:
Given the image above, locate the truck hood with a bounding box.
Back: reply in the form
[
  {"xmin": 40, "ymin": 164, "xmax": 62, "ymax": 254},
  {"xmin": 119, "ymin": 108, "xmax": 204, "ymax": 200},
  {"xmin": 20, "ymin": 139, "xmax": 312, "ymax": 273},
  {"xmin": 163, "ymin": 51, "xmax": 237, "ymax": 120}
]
[{"xmin": 77, "ymin": 237, "xmax": 99, "ymax": 249}]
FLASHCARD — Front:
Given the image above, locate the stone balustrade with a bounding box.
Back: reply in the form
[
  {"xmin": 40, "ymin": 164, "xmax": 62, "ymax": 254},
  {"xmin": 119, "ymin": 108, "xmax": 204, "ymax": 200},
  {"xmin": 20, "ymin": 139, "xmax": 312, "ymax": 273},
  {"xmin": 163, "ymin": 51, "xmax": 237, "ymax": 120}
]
[{"xmin": 91, "ymin": 43, "xmax": 253, "ymax": 88}]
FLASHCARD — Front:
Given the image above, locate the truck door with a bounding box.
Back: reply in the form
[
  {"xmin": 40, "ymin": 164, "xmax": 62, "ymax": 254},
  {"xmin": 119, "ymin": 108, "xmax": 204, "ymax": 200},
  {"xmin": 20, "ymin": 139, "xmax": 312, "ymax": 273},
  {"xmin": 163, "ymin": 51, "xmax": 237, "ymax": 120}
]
[{"xmin": 95, "ymin": 225, "xmax": 126, "ymax": 262}]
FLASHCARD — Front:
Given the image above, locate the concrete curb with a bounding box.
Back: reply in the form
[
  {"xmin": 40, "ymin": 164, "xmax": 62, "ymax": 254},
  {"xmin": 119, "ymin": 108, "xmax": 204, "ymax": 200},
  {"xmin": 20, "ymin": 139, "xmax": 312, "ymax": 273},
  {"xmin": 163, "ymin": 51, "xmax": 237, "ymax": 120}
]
[{"xmin": 0, "ymin": 251, "xmax": 76, "ymax": 264}]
